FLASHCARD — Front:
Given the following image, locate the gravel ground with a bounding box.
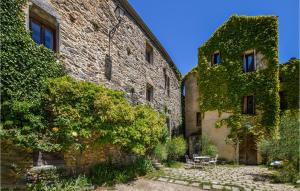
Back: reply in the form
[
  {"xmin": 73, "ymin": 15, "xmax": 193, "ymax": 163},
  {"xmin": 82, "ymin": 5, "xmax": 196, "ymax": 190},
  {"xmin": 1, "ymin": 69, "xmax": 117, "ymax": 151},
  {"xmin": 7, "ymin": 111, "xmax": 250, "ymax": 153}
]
[{"xmin": 95, "ymin": 178, "xmax": 204, "ymax": 191}]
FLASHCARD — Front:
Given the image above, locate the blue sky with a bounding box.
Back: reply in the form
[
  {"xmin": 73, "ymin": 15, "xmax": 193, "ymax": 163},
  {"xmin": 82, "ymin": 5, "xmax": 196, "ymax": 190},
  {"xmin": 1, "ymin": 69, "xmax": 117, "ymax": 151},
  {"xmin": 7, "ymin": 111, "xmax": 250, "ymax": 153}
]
[{"xmin": 128, "ymin": 0, "xmax": 300, "ymax": 75}]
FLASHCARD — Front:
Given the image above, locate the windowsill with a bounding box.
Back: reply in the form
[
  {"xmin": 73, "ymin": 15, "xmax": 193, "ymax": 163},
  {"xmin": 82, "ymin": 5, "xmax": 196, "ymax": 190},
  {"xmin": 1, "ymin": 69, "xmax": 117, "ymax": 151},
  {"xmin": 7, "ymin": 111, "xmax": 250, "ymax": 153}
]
[
  {"xmin": 243, "ymin": 70, "xmax": 256, "ymax": 73},
  {"xmin": 242, "ymin": 113, "xmax": 256, "ymax": 116}
]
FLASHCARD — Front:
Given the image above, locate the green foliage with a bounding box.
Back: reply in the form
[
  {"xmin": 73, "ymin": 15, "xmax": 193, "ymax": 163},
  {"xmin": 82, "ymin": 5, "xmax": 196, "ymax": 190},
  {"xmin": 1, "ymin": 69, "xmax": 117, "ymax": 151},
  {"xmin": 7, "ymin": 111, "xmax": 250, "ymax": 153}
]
[
  {"xmin": 89, "ymin": 158, "xmax": 154, "ymax": 186},
  {"xmin": 0, "ymin": 0, "xmax": 166, "ymax": 154},
  {"xmin": 0, "ymin": 0, "xmax": 64, "ymax": 151},
  {"xmin": 43, "ymin": 76, "xmax": 166, "ymax": 155},
  {"xmin": 153, "ymin": 143, "xmax": 168, "ymax": 162},
  {"xmin": 258, "ymin": 110, "xmax": 300, "ymax": 183},
  {"xmin": 166, "ymin": 136, "xmax": 187, "ymax": 160},
  {"xmin": 279, "ymin": 58, "xmax": 300, "ymax": 110},
  {"xmin": 198, "ymin": 15, "xmax": 280, "ymax": 136},
  {"xmin": 201, "ymin": 135, "xmax": 218, "ymax": 156},
  {"xmin": 28, "ymin": 175, "xmax": 91, "ymax": 191}
]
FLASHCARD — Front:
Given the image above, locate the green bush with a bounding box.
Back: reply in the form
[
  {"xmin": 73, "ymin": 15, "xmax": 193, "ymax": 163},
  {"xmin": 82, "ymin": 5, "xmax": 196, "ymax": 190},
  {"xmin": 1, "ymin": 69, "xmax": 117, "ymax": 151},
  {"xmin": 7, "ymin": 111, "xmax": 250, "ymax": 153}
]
[
  {"xmin": 0, "ymin": 0, "xmax": 166, "ymax": 157},
  {"xmin": 89, "ymin": 158, "xmax": 153, "ymax": 186},
  {"xmin": 153, "ymin": 143, "xmax": 168, "ymax": 162},
  {"xmin": 28, "ymin": 175, "xmax": 91, "ymax": 191},
  {"xmin": 42, "ymin": 76, "xmax": 166, "ymax": 155},
  {"xmin": 201, "ymin": 135, "xmax": 218, "ymax": 156},
  {"xmin": 258, "ymin": 110, "xmax": 299, "ymax": 183},
  {"xmin": 166, "ymin": 136, "xmax": 186, "ymax": 160}
]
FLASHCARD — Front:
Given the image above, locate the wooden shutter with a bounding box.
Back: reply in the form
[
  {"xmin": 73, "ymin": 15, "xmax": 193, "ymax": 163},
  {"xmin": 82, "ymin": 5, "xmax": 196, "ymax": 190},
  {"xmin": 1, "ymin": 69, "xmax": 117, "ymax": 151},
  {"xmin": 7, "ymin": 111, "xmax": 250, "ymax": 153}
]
[{"xmin": 242, "ymin": 96, "xmax": 247, "ymax": 113}]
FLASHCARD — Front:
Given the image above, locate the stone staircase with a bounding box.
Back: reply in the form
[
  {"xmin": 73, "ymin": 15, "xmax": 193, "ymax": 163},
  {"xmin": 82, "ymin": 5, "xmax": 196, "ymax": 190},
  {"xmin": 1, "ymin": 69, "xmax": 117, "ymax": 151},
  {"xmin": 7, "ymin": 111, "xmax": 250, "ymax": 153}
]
[{"xmin": 151, "ymin": 160, "xmax": 164, "ymax": 169}]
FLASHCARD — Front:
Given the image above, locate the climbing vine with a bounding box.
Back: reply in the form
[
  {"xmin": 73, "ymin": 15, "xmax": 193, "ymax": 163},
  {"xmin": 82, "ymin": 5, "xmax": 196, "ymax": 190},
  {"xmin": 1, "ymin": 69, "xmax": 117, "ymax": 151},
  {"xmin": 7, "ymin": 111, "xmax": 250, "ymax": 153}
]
[
  {"xmin": 0, "ymin": 0, "xmax": 167, "ymax": 155},
  {"xmin": 279, "ymin": 58, "xmax": 299, "ymax": 110},
  {"xmin": 0, "ymin": 0, "xmax": 64, "ymax": 151},
  {"xmin": 197, "ymin": 15, "xmax": 280, "ymax": 138}
]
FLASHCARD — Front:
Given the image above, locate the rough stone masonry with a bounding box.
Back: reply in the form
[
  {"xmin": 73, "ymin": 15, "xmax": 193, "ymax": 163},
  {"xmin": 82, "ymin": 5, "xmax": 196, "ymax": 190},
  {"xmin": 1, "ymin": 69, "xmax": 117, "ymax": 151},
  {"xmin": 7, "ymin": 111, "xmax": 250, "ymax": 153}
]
[{"xmin": 25, "ymin": 0, "xmax": 182, "ymax": 133}]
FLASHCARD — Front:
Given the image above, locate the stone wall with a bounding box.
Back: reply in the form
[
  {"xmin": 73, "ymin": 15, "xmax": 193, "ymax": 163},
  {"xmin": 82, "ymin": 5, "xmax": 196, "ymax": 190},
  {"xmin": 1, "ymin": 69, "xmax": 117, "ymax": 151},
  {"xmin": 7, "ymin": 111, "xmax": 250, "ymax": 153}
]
[
  {"xmin": 184, "ymin": 72, "xmax": 200, "ymax": 138},
  {"xmin": 25, "ymin": 0, "xmax": 181, "ymax": 133},
  {"xmin": 184, "ymin": 71, "xmax": 237, "ymax": 160},
  {"xmin": 0, "ymin": 142, "xmax": 126, "ymax": 188},
  {"xmin": 1, "ymin": 141, "xmax": 33, "ymax": 189}
]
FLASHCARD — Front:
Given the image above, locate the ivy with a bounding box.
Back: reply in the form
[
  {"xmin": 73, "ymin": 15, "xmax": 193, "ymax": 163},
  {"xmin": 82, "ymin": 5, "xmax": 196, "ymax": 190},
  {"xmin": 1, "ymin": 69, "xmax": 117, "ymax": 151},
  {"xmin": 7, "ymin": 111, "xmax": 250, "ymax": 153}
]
[
  {"xmin": 0, "ymin": 0, "xmax": 64, "ymax": 151},
  {"xmin": 0, "ymin": 0, "xmax": 167, "ymax": 155},
  {"xmin": 279, "ymin": 58, "xmax": 299, "ymax": 110},
  {"xmin": 197, "ymin": 15, "xmax": 280, "ymax": 138}
]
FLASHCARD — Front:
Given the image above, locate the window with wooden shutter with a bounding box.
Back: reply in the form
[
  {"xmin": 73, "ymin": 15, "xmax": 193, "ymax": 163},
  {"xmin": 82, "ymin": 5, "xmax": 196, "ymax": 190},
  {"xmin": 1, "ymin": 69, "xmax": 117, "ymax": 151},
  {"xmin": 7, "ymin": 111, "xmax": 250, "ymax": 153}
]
[
  {"xmin": 146, "ymin": 84, "xmax": 153, "ymax": 102},
  {"xmin": 146, "ymin": 42, "xmax": 153, "ymax": 63},
  {"xmin": 243, "ymin": 95, "xmax": 256, "ymax": 114}
]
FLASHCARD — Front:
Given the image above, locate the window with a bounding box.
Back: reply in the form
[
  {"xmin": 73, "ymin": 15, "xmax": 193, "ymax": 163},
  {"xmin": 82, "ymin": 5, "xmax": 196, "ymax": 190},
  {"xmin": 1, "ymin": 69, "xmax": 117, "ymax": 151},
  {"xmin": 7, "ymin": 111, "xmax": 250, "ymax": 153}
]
[
  {"xmin": 127, "ymin": 47, "xmax": 131, "ymax": 55},
  {"xmin": 166, "ymin": 76, "xmax": 170, "ymax": 97},
  {"xmin": 146, "ymin": 42, "xmax": 153, "ymax": 63},
  {"xmin": 166, "ymin": 117, "xmax": 170, "ymax": 132},
  {"xmin": 146, "ymin": 84, "xmax": 153, "ymax": 102},
  {"xmin": 243, "ymin": 96, "xmax": 256, "ymax": 114},
  {"xmin": 212, "ymin": 52, "xmax": 221, "ymax": 65},
  {"xmin": 30, "ymin": 18, "xmax": 56, "ymax": 51},
  {"xmin": 163, "ymin": 68, "xmax": 170, "ymax": 96},
  {"xmin": 243, "ymin": 51, "xmax": 256, "ymax": 72},
  {"xmin": 105, "ymin": 55, "xmax": 112, "ymax": 80},
  {"xmin": 196, "ymin": 112, "xmax": 201, "ymax": 127},
  {"xmin": 279, "ymin": 91, "xmax": 287, "ymax": 110},
  {"xmin": 130, "ymin": 88, "xmax": 135, "ymax": 104}
]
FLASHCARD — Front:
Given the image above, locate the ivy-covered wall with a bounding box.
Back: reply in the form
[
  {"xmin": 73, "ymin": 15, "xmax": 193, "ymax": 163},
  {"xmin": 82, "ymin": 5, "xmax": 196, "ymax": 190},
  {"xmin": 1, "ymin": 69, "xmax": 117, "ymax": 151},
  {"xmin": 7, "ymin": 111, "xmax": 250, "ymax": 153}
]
[
  {"xmin": 279, "ymin": 58, "xmax": 299, "ymax": 110},
  {"xmin": 0, "ymin": 0, "xmax": 64, "ymax": 151},
  {"xmin": 197, "ymin": 15, "xmax": 279, "ymax": 134}
]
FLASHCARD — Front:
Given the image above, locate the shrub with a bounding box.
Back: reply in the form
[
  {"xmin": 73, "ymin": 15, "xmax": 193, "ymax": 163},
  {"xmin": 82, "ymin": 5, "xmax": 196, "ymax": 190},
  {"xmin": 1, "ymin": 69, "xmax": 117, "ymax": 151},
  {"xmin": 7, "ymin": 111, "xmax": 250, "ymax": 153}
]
[
  {"xmin": 153, "ymin": 143, "xmax": 168, "ymax": 162},
  {"xmin": 201, "ymin": 135, "xmax": 218, "ymax": 156},
  {"xmin": 166, "ymin": 136, "xmax": 186, "ymax": 161},
  {"xmin": 258, "ymin": 110, "xmax": 299, "ymax": 183},
  {"xmin": 28, "ymin": 175, "xmax": 91, "ymax": 191},
  {"xmin": 274, "ymin": 110, "xmax": 299, "ymax": 183},
  {"xmin": 89, "ymin": 158, "xmax": 153, "ymax": 186},
  {"xmin": 42, "ymin": 76, "xmax": 166, "ymax": 155}
]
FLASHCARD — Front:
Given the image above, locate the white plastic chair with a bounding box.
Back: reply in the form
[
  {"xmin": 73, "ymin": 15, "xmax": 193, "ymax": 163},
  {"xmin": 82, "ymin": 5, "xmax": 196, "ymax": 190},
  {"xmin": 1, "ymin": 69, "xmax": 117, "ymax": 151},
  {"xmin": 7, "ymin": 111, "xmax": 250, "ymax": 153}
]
[
  {"xmin": 209, "ymin": 154, "xmax": 218, "ymax": 167},
  {"xmin": 185, "ymin": 155, "xmax": 195, "ymax": 168}
]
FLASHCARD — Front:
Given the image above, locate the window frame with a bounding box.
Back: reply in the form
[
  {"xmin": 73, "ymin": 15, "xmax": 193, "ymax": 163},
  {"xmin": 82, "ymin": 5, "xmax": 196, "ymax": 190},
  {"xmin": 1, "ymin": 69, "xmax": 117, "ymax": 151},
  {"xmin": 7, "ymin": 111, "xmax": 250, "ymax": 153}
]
[
  {"xmin": 29, "ymin": 16, "xmax": 57, "ymax": 52},
  {"xmin": 243, "ymin": 49, "xmax": 256, "ymax": 72},
  {"xmin": 279, "ymin": 91, "xmax": 287, "ymax": 110},
  {"xmin": 242, "ymin": 95, "xmax": 256, "ymax": 115},
  {"xmin": 196, "ymin": 112, "xmax": 201, "ymax": 127},
  {"xmin": 145, "ymin": 42, "xmax": 154, "ymax": 64},
  {"xmin": 211, "ymin": 51, "xmax": 221, "ymax": 65},
  {"xmin": 146, "ymin": 84, "xmax": 154, "ymax": 102}
]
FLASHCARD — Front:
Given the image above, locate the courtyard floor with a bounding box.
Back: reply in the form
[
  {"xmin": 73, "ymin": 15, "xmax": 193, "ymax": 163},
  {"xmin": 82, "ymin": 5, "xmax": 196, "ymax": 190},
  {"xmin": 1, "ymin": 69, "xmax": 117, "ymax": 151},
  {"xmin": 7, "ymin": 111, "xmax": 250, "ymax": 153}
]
[
  {"xmin": 147, "ymin": 165, "xmax": 298, "ymax": 191},
  {"xmin": 96, "ymin": 179, "xmax": 204, "ymax": 191},
  {"xmin": 96, "ymin": 165, "xmax": 298, "ymax": 191}
]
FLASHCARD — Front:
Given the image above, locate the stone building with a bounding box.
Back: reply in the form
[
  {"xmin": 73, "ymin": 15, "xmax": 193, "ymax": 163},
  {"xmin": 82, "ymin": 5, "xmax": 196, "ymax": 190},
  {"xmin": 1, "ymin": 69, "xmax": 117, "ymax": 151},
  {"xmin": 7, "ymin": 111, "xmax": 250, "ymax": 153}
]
[
  {"xmin": 184, "ymin": 15, "xmax": 278, "ymax": 164},
  {"xmin": 24, "ymin": 0, "xmax": 182, "ymax": 133},
  {"xmin": 1, "ymin": 0, "xmax": 182, "ymax": 188}
]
